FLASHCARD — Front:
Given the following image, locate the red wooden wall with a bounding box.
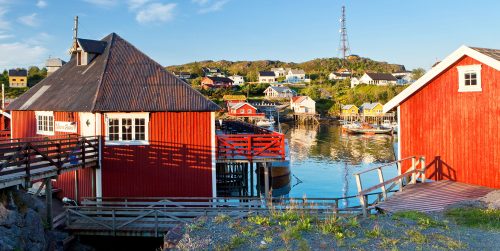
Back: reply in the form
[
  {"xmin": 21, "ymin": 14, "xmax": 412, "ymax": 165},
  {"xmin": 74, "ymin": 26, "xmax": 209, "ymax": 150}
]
[
  {"xmin": 10, "ymin": 111, "xmax": 95, "ymax": 201},
  {"xmin": 101, "ymin": 112, "xmax": 214, "ymax": 197},
  {"xmin": 400, "ymin": 56, "xmax": 500, "ymax": 188}
]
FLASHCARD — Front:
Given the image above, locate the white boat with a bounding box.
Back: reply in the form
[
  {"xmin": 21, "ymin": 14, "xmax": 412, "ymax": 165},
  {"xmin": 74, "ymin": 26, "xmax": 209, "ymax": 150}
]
[
  {"xmin": 382, "ymin": 120, "xmax": 398, "ymax": 133},
  {"xmin": 256, "ymin": 117, "xmax": 275, "ymax": 127}
]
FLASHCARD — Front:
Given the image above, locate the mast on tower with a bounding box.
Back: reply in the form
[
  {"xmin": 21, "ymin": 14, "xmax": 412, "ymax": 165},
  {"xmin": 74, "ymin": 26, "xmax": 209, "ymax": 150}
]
[{"xmin": 338, "ymin": 6, "xmax": 351, "ymax": 60}]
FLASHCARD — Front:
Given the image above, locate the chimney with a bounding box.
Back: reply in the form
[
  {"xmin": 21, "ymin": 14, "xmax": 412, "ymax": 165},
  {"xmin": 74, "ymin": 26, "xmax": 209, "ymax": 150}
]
[{"xmin": 46, "ymin": 58, "xmax": 65, "ymax": 76}]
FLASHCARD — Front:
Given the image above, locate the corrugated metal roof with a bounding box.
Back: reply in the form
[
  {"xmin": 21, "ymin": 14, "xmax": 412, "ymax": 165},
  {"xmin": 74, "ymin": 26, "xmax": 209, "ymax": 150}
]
[
  {"xmin": 8, "ymin": 33, "xmax": 221, "ymax": 112},
  {"xmin": 470, "ymin": 47, "xmax": 500, "ymax": 61}
]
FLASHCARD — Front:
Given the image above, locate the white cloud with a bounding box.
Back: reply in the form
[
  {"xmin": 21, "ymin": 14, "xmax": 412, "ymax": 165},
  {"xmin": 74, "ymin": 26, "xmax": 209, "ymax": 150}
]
[
  {"xmin": 136, "ymin": 3, "xmax": 176, "ymax": 24},
  {"xmin": 128, "ymin": 0, "xmax": 151, "ymax": 10},
  {"xmin": 0, "ymin": 42, "xmax": 47, "ymax": 69},
  {"xmin": 198, "ymin": 0, "xmax": 229, "ymax": 14},
  {"xmin": 83, "ymin": 0, "xmax": 118, "ymax": 7},
  {"xmin": 0, "ymin": 8, "xmax": 10, "ymax": 30},
  {"xmin": 18, "ymin": 13, "xmax": 39, "ymax": 27},
  {"xmin": 36, "ymin": 0, "xmax": 47, "ymax": 8},
  {"xmin": 0, "ymin": 31, "xmax": 12, "ymax": 40}
]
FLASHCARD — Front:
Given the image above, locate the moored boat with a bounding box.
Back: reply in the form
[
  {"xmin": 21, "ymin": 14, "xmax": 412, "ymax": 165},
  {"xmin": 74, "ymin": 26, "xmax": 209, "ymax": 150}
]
[{"xmin": 345, "ymin": 127, "xmax": 393, "ymax": 135}]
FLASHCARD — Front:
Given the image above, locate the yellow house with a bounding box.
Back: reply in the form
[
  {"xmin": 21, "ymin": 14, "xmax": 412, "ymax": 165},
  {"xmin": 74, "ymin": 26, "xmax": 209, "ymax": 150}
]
[
  {"xmin": 341, "ymin": 104, "xmax": 359, "ymax": 115},
  {"xmin": 360, "ymin": 102, "xmax": 384, "ymax": 116},
  {"xmin": 8, "ymin": 69, "xmax": 28, "ymax": 88}
]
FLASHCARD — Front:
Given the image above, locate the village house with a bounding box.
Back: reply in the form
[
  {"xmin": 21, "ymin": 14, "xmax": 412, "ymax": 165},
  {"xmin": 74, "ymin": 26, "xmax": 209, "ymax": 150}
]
[
  {"xmin": 8, "ymin": 69, "xmax": 28, "ymax": 88},
  {"xmin": 173, "ymin": 71, "xmax": 191, "ymax": 80},
  {"xmin": 227, "ymin": 102, "xmax": 264, "ymax": 117},
  {"xmin": 201, "ymin": 76, "xmax": 234, "ymax": 89},
  {"xmin": 392, "ymin": 71, "xmax": 413, "ymax": 85},
  {"xmin": 384, "ymin": 45, "xmax": 500, "ymax": 188},
  {"xmin": 6, "ymin": 33, "xmax": 222, "ymax": 200},
  {"xmin": 263, "ymin": 86, "xmax": 295, "ymax": 99},
  {"xmin": 271, "ymin": 67, "xmax": 287, "ymax": 77},
  {"xmin": 350, "ymin": 77, "xmax": 360, "ymax": 88},
  {"xmin": 328, "ymin": 72, "xmax": 351, "ymax": 80},
  {"xmin": 202, "ymin": 67, "xmax": 225, "ymax": 77},
  {"xmin": 341, "ymin": 104, "xmax": 359, "ymax": 115},
  {"xmin": 228, "ymin": 74, "xmax": 245, "ymax": 86},
  {"xmin": 360, "ymin": 102, "xmax": 383, "ymax": 116},
  {"xmin": 290, "ymin": 96, "xmax": 316, "ymax": 114},
  {"xmin": 285, "ymin": 69, "xmax": 307, "ymax": 83},
  {"xmin": 46, "ymin": 58, "xmax": 66, "ymax": 76},
  {"xmin": 258, "ymin": 71, "xmax": 276, "ymax": 83},
  {"xmin": 358, "ymin": 72, "xmax": 397, "ymax": 86}
]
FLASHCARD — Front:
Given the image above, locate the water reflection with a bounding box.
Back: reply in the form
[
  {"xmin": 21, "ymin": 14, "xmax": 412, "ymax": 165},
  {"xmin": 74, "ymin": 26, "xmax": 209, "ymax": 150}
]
[{"xmin": 281, "ymin": 122, "xmax": 398, "ymax": 205}]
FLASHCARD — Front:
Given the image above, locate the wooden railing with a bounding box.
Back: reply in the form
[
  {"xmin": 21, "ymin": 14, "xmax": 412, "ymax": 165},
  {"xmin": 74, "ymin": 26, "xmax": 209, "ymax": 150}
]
[
  {"xmin": 354, "ymin": 156, "xmax": 426, "ymax": 217},
  {"xmin": 0, "ymin": 130, "xmax": 10, "ymax": 140},
  {"xmin": 64, "ymin": 195, "xmax": 387, "ymax": 237},
  {"xmin": 216, "ymin": 134, "xmax": 286, "ymax": 161},
  {"xmin": 0, "ymin": 136, "xmax": 100, "ymax": 189}
]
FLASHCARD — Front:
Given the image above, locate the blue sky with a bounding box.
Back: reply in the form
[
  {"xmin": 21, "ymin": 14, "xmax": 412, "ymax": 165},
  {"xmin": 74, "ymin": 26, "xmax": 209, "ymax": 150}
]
[{"xmin": 0, "ymin": 0, "xmax": 499, "ymax": 70}]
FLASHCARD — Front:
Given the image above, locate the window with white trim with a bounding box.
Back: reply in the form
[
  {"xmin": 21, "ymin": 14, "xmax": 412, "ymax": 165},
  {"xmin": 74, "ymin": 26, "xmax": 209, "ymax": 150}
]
[
  {"xmin": 35, "ymin": 111, "xmax": 54, "ymax": 135},
  {"xmin": 457, "ymin": 64, "xmax": 482, "ymax": 92},
  {"xmin": 105, "ymin": 113, "xmax": 149, "ymax": 145}
]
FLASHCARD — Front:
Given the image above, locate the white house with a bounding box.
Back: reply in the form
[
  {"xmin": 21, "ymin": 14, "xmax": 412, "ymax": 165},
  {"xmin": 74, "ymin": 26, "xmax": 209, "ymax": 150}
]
[
  {"xmin": 290, "ymin": 96, "xmax": 316, "ymax": 114},
  {"xmin": 173, "ymin": 71, "xmax": 191, "ymax": 80},
  {"xmin": 350, "ymin": 77, "xmax": 360, "ymax": 88},
  {"xmin": 264, "ymin": 86, "xmax": 295, "ymax": 99},
  {"xmin": 45, "ymin": 58, "xmax": 66, "ymax": 76},
  {"xmin": 358, "ymin": 72, "xmax": 397, "ymax": 86},
  {"xmin": 328, "ymin": 72, "xmax": 351, "ymax": 80},
  {"xmin": 285, "ymin": 69, "xmax": 307, "ymax": 83},
  {"xmin": 259, "ymin": 71, "xmax": 276, "ymax": 83},
  {"xmin": 392, "ymin": 71, "xmax": 413, "ymax": 85},
  {"xmin": 229, "ymin": 75, "xmax": 245, "ymax": 86},
  {"xmin": 271, "ymin": 67, "xmax": 288, "ymax": 78}
]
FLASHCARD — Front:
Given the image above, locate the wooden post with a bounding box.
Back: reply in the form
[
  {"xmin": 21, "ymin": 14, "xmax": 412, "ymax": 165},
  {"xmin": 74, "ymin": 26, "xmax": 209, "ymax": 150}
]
[
  {"xmin": 250, "ymin": 161, "xmax": 254, "ymax": 197},
  {"xmin": 25, "ymin": 145, "xmax": 31, "ymax": 188},
  {"xmin": 397, "ymin": 159, "xmax": 403, "ymax": 192},
  {"xmin": 74, "ymin": 170, "xmax": 79, "ymax": 203},
  {"xmin": 45, "ymin": 177, "xmax": 53, "ymax": 229},
  {"xmin": 420, "ymin": 157, "xmax": 426, "ymax": 183},
  {"xmin": 410, "ymin": 156, "xmax": 416, "ymax": 184},
  {"xmin": 377, "ymin": 167, "xmax": 387, "ymax": 200},
  {"xmin": 56, "ymin": 143, "xmax": 62, "ymax": 174},
  {"xmin": 263, "ymin": 163, "xmax": 270, "ymax": 198},
  {"xmin": 355, "ymin": 174, "xmax": 367, "ymax": 217}
]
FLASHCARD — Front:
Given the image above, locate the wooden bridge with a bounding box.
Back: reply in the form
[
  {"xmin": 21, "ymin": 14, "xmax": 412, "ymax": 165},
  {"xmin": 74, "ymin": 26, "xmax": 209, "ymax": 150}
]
[
  {"xmin": 61, "ymin": 194, "xmax": 386, "ymax": 237},
  {"xmin": 354, "ymin": 156, "xmax": 495, "ymax": 215}
]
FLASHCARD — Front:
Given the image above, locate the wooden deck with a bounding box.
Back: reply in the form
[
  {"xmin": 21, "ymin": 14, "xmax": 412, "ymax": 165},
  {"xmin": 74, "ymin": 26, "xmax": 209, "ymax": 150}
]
[{"xmin": 376, "ymin": 180, "xmax": 494, "ymax": 213}]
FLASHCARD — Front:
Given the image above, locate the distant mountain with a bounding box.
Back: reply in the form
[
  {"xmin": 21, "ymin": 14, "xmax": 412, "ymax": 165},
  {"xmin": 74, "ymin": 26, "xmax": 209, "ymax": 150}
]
[{"xmin": 166, "ymin": 57, "xmax": 407, "ymax": 81}]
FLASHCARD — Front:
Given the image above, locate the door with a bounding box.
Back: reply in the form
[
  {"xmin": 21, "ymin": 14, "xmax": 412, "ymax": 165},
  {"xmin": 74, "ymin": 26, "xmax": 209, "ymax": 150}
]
[{"xmin": 79, "ymin": 113, "xmax": 96, "ymax": 137}]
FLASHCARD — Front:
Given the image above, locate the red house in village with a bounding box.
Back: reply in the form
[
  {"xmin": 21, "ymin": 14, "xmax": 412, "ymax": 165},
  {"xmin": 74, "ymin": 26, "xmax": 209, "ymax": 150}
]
[
  {"xmin": 7, "ymin": 33, "xmax": 221, "ymax": 201},
  {"xmin": 201, "ymin": 76, "xmax": 234, "ymax": 89},
  {"xmin": 227, "ymin": 102, "xmax": 264, "ymax": 118},
  {"xmin": 384, "ymin": 46, "xmax": 500, "ymax": 188}
]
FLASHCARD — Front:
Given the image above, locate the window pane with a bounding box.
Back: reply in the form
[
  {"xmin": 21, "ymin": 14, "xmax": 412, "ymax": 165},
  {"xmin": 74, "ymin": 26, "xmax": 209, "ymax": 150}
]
[
  {"xmin": 471, "ymin": 79, "xmax": 477, "ymax": 85},
  {"xmin": 109, "ymin": 119, "xmax": 120, "ymax": 141},
  {"xmin": 48, "ymin": 116, "xmax": 53, "ymax": 131},
  {"xmin": 135, "ymin": 118, "xmax": 145, "ymax": 140},
  {"xmin": 122, "ymin": 118, "xmax": 132, "ymax": 140}
]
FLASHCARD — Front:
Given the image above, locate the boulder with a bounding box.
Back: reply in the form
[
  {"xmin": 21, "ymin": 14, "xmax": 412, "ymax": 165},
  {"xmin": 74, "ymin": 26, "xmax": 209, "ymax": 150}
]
[{"xmin": 479, "ymin": 190, "xmax": 500, "ymax": 210}]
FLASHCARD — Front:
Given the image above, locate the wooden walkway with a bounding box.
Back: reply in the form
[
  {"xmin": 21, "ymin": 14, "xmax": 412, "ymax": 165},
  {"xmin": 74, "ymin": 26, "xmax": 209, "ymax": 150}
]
[{"xmin": 376, "ymin": 180, "xmax": 494, "ymax": 213}]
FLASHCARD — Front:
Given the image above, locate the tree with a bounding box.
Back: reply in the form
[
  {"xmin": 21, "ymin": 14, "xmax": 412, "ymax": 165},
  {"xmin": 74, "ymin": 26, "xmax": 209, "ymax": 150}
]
[{"xmin": 411, "ymin": 68, "xmax": 426, "ymax": 81}]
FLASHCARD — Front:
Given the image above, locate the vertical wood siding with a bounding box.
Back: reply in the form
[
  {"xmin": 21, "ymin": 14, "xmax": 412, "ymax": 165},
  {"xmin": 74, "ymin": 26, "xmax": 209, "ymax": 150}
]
[
  {"xmin": 10, "ymin": 111, "xmax": 94, "ymax": 201},
  {"xmin": 400, "ymin": 56, "xmax": 499, "ymax": 188},
  {"xmin": 101, "ymin": 112, "xmax": 213, "ymax": 197}
]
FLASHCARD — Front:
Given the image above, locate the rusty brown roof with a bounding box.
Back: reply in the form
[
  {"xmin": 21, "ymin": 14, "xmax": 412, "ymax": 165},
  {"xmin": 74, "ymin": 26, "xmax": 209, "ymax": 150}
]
[{"xmin": 7, "ymin": 33, "xmax": 220, "ymax": 112}]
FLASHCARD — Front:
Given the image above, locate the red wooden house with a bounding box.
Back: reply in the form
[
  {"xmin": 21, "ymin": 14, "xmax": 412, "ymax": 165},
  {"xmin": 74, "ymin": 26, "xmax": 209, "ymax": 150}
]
[
  {"xmin": 227, "ymin": 102, "xmax": 264, "ymax": 118},
  {"xmin": 201, "ymin": 76, "xmax": 233, "ymax": 89},
  {"xmin": 384, "ymin": 46, "xmax": 500, "ymax": 188},
  {"xmin": 7, "ymin": 33, "xmax": 221, "ymax": 201}
]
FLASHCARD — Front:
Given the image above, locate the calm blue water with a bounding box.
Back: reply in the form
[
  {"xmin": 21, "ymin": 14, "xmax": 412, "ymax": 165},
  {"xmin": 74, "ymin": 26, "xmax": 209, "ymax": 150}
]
[{"xmin": 281, "ymin": 123, "xmax": 398, "ymax": 204}]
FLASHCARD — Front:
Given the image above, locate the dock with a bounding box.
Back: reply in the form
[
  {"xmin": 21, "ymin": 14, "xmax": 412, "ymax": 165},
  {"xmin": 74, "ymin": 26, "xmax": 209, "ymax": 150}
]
[{"xmin": 376, "ymin": 180, "xmax": 494, "ymax": 213}]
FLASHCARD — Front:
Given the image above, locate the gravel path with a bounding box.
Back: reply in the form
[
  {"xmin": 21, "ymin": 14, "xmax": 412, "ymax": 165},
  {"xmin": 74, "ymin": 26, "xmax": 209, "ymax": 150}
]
[{"xmin": 175, "ymin": 211, "xmax": 500, "ymax": 250}]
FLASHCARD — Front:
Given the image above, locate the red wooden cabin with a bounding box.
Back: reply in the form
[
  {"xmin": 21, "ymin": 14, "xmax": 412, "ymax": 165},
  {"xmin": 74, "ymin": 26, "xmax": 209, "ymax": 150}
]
[
  {"xmin": 201, "ymin": 76, "xmax": 233, "ymax": 89},
  {"xmin": 384, "ymin": 46, "xmax": 500, "ymax": 188},
  {"xmin": 227, "ymin": 102, "xmax": 264, "ymax": 117},
  {"xmin": 7, "ymin": 33, "xmax": 221, "ymax": 201}
]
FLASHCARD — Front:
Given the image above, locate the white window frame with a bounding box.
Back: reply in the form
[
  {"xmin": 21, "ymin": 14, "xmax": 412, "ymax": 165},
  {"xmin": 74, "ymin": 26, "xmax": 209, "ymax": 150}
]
[
  {"xmin": 105, "ymin": 113, "xmax": 149, "ymax": 146},
  {"xmin": 35, "ymin": 111, "xmax": 55, "ymax": 136},
  {"xmin": 457, "ymin": 64, "xmax": 482, "ymax": 92}
]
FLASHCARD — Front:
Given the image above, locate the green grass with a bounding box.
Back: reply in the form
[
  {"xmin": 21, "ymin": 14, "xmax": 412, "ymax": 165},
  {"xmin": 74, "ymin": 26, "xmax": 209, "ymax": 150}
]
[
  {"xmin": 393, "ymin": 211, "xmax": 447, "ymax": 229},
  {"xmin": 445, "ymin": 208, "xmax": 500, "ymax": 230},
  {"xmin": 405, "ymin": 229, "xmax": 427, "ymax": 244}
]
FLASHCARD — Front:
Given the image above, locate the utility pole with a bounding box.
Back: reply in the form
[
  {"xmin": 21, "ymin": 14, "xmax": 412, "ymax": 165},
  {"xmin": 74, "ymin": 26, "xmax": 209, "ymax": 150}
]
[
  {"xmin": 338, "ymin": 6, "xmax": 351, "ymax": 60},
  {"xmin": 73, "ymin": 16, "xmax": 78, "ymax": 42}
]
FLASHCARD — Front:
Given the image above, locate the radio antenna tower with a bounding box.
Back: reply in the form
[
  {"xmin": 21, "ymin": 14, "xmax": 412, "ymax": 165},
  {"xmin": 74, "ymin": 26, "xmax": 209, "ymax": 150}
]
[{"xmin": 338, "ymin": 6, "xmax": 351, "ymax": 59}]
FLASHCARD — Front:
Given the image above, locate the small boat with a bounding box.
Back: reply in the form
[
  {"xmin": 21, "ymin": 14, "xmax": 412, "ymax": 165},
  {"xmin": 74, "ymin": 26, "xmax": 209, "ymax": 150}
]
[
  {"xmin": 382, "ymin": 120, "xmax": 398, "ymax": 134},
  {"xmin": 345, "ymin": 127, "xmax": 393, "ymax": 135},
  {"xmin": 345, "ymin": 122, "xmax": 393, "ymax": 135},
  {"xmin": 256, "ymin": 116, "xmax": 275, "ymax": 127}
]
